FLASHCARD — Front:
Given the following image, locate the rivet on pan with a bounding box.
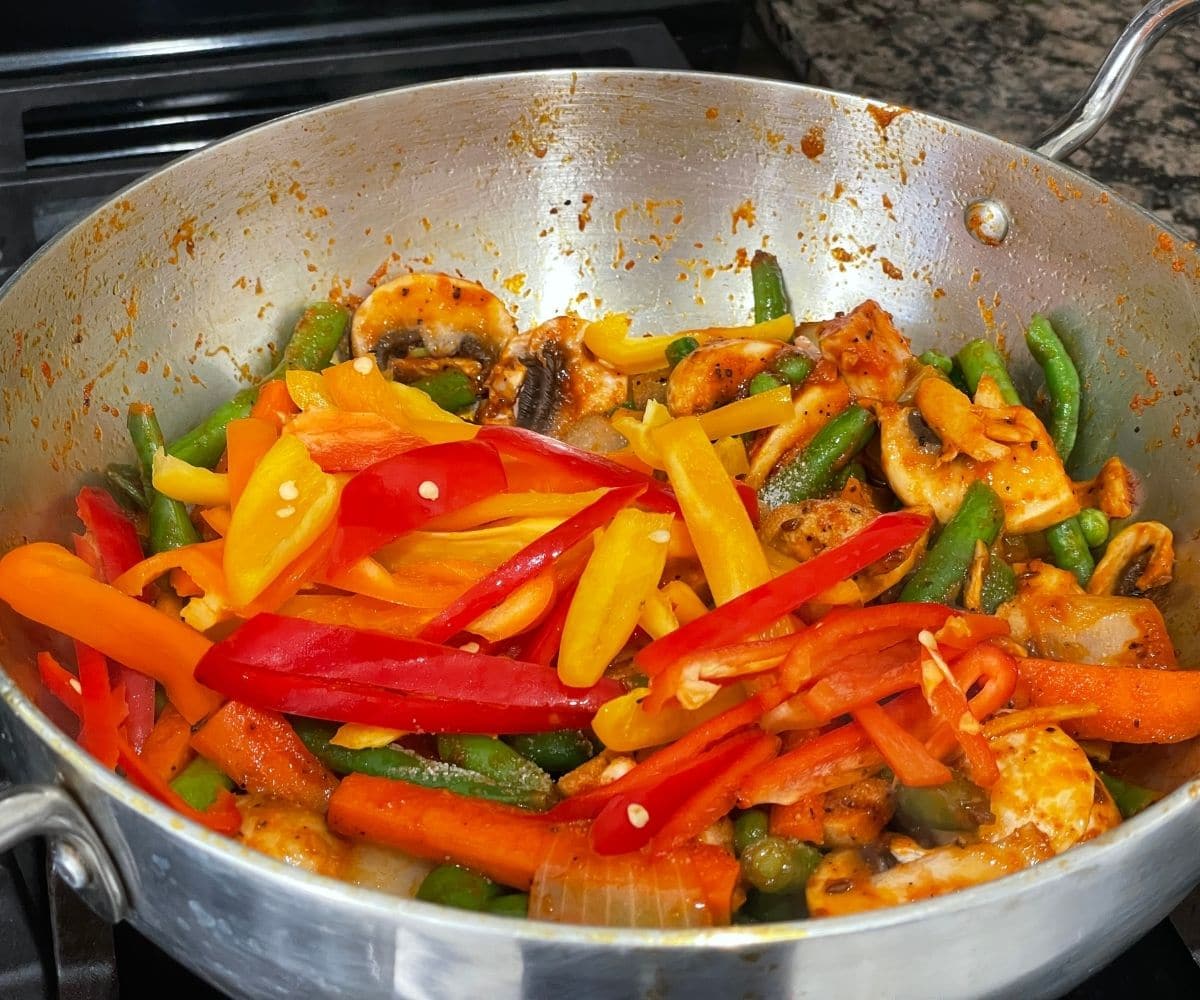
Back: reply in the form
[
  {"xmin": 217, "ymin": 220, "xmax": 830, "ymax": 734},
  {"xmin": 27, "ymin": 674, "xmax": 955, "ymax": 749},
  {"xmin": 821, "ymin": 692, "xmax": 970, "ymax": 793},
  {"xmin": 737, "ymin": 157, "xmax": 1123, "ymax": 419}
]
[
  {"xmin": 964, "ymin": 199, "xmax": 1010, "ymax": 246},
  {"xmin": 51, "ymin": 843, "xmax": 90, "ymax": 890}
]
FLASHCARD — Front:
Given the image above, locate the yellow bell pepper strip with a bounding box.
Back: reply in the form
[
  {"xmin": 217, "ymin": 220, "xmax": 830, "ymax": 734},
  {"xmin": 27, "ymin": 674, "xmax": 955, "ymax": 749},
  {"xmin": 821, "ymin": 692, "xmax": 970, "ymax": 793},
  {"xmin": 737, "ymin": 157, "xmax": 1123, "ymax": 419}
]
[
  {"xmin": 557, "ymin": 509, "xmax": 674, "ymax": 687},
  {"xmin": 0, "ymin": 543, "xmax": 220, "ymax": 723},
  {"xmin": 151, "ymin": 449, "xmax": 230, "ymax": 506},
  {"xmin": 330, "ymin": 723, "xmax": 409, "ymax": 750},
  {"xmin": 638, "ymin": 587, "xmax": 679, "ymax": 640},
  {"xmin": 467, "ymin": 568, "xmax": 557, "ymax": 642},
  {"xmin": 223, "ymin": 434, "xmax": 342, "ymax": 607},
  {"xmin": 285, "ymin": 369, "xmax": 334, "ymax": 410},
  {"xmin": 376, "ymin": 519, "xmax": 566, "ymax": 571},
  {"xmin": 713, "ymin": 436, "xmax": 750, "ymax": 478},
  {"xmin": 651, "ymin": 416, "xmax": 771, "ymax": 606},
  {"xmin": 610, "ymin": 400, "xmax": 672, "ymax": 470},
  {"xmin": 593, "ymin": 682, "xmax": 749, "ymax": 753},
  {"xmin": 584, "ymin": 313, "xmax": 796, "ymax": 375},
  {"xmin": 697, "ymin": 385, "xmax": 793, "ymax": 439},
  {"xmin": 321, "ymin": 358, "xmax": 476, "ymax": 444},
  {"xmin": 425, "ymin": 489, "xmax": 608, "ymax": 532}
]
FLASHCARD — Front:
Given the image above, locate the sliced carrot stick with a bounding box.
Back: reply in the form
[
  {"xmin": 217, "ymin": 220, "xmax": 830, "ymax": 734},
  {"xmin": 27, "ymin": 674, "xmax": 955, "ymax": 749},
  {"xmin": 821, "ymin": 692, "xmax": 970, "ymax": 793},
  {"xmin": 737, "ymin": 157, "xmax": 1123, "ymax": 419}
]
[
  {"xmin": 649, "ymin": 731, "xmax": 779, "ymax": 850},
  {"xmin": 191, "ymin": 701, "xmax": 336, "ymax": 812},
  {"xmin": 328, "ymin": 773, "xmax": 568, "ymax": 890},
  {"xmin": 770, "ymin": 797, "xmax": 825, "ymax": 842},
  {"xmin": 853, "ymin": 701, "xmax": 951, "ymax": 788},
  {"xmin": 139, "ymin": 705, "xmax": 194, "ymax": 781},
  {"xmin": 117, "ymin": 735, "xmax": 241, "ymax": 835},
  {"xmin": 226, "ymin": 417, "xmax": 279, "ymax": 508},
  {"xmin": 1015, "ymin": 658, "xmax": 1200, "ymax": 743}
]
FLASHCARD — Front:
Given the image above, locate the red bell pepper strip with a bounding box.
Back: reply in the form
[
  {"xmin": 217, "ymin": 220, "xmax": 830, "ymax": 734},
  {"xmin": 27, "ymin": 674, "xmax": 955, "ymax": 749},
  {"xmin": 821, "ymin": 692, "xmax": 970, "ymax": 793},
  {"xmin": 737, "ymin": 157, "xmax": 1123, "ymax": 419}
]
[
  {"xmin": 73, "ymin": 642, "xmax": 122, "ymax": 770},
  {"xmin": 801, "ymin": 646, "xmax": 922, "ymax": 722},
  {"xmin": 591, "ymin": 730, "xmax": 769, "ymax": 854},
  {"xmin": 637, "ymin": 511, "xmax": 931, "ymax": 677},
  {"xmin": 419, "ymin": 484, "xmax": 645, "ymax": 643},
  {"xmin": 116, "ymin": 735, "xmax": 242, "ymax": 835},
  {"xmin": 329, "ymin": 440, "xmax": 508, "ymax": 570},
  {"xmin": 852, "ymin": 700, "xmax": 952, "ymax": 787},
  {"xmin": 37, "ymin": 652, "xmax": 83, "ymax": 716},
  {"xmin": 73, "ymin": 487, "xmax": 157, "ymax": 751},
  {"xmin": 917, "ymin": 636, "xmax": 1000, "ymax": 787}
]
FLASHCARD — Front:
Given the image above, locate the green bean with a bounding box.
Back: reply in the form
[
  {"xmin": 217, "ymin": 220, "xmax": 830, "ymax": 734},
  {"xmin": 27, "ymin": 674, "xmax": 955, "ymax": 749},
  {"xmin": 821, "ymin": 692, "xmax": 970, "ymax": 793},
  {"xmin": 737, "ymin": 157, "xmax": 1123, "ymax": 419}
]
[
  {"xmin": 748, "ymin": 372, "xmax": 784, "ymax": 395},
  {"xmin": 127, "ymin": 404, "xmax": 200, "ymax": 553},
  {"xmin": 900, "ymin": 481, "xmax": 1004, "ymax": 604},
  {"xmin": 733, "ymin": 889, "xmax": 807, "ymax": 924},
  {"xmin": 732, "ymin": 809, "xmax": 770, "ymax": 856},
  {"xmin": 1099, "ymin": 773, "xmax": 1160, "ymax": 819},
  {"xmin": 832, "ymin": 460, "xmax": 868, "ymax": 491},
  {"xmin": 273, "ymin": 301, "xmax": 350, "ymax": 376},
  {"xmin": 170, "ymin": 756, "xmax": 234, "ymax": 812},
  {"xmin": 773, "ymin": 354, "xmax": 812, "ymax": 385},
  {"xmin": 948, "ymin": 361, "xmax": 971, "ymax": 397},
  {"xmin": 665, "ymin": 335, "xmax": 700, "ymax": 367},
  {"xmin": 750, "ymin": 250, "xmax": 790, "ymax": 323},
  {"xmin": 739, "ymin": 836, "xmax": 822, "ymax": 894},
  {"xmin": 955, "ymin": 339, "xmax": 1021, "ymax": 405},
  {"xmin": 1078, "ymin": 507, "xmax": 1110, "ymax": 548},
  {"xmin": 166, "ymin": 387, "xmax": 257, "ymax": 469},
  {"xmin": 485, "ymin": 893, "xmax": 529, "ymax": 918},
  {"xmin": 168, "ymin": 302, "xmax": 349, "ymax": 468},
  {"xmin": 436, "ymin": 734, "xmax": 556, "ymax": 810},
  {"xmin": 1024, "ymin": 314, "xmax": 1081, "ymax": 463},
  {"xmin": 979, "ymin": 553, "xmax": 1017, "ymax": 614},
  {"xmin": 893, "ymin": 776, "xmax": 992, "ymax": 836},
  {"xmin": 104, "ymin": 462, "xmax": 147, "ymax": 511},
  {"xmin": 411, "ymin": 369, "xmax": 477, "ymax": 412},
  {"xmin": 759, "ymin": 405, "xmax": 877, "ymax": 508},
  {"xmin": 293, "ymin": 720, "xmax": 551, "ymax": 809},
  {"xmin": 1046, "ymin": 517, "xmax": 1095, "ymax": 588},
  {"xmin": 504, "ymin": 731, "xmax": 595, "ymax": 776},
  {"xmin": 416, "ymin": 865, "xmax": 504, "ymax": 911},
  {"xmin": 918, "ymin": 349, "xmax": 954, "ymax": 376}
]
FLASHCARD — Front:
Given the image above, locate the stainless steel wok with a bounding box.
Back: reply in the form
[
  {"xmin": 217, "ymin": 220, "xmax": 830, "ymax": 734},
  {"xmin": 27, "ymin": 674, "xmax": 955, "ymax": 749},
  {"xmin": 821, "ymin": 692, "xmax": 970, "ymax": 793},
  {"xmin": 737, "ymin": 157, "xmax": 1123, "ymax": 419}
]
[{"xmin": 1, "ymin": 2, "xmax": 1199, "ymax": 997}]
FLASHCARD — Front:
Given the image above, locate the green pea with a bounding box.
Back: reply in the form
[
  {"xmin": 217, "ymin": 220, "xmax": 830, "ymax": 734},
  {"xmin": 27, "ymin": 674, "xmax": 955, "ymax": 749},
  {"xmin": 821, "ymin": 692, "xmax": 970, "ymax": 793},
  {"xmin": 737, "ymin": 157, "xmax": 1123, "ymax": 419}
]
[
  {"xmin": 774, "ymin": 355, "xmax": 812, "ymax": 385},
  {"xmin": 739, "ymin": 836, "xmax": 822, "ymax": 894},
  {"xmin": 1078, "ymin": 508, "xmax": 1110, "ymax": 548},
  {"xmin": 485, "ymin": 893, "xmax": 529, "ymax": 918},
  {"xmin": 749, "ymin": 372, "xmax": 784, "ymax": 395},
  {"xmin": 665, "ymin": 336, "xmax": 700, "ymax": 367},
  {"xmin": 732, "ymin": 809, "xmax": 770, "ymax": 856},
  {"xmin": 416, "ymin": 865, "xmax": 503, "ymax": 911}
]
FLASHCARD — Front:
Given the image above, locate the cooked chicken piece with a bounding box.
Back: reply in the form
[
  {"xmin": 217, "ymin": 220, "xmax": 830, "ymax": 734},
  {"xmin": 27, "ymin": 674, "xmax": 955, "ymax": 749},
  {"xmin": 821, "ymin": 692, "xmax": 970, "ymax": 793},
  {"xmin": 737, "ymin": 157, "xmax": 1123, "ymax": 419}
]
[
  {"xmin": 817, "ymin": 300, "xmax": 915, "ymax": 403},
  {"xmin": 1087, "ymin": 521, "xmax": 1174, "ymax": 596},
  {"xmin": 1073, "ymin": 456, "xmax": 1137, "ymax": 520},
  {"xmin": 237, "ymin": 794, "xmax": 349, "ymax": 878},
  {"xmin": 805, "ymin": 825, "xmax": 1053, "ymax": 917},
  {"xmin": 479, "ymin": 316, "xmax": 628, "ymax": 436},
  {"xmin": 351, "ymin": 272, "xmax": 517, "ymax": 383},
  {"xmin": 999, "ymin": 591, "xmax": 1177, "ymax": 668},
  {"xmin": 876, "ymin": 381, "xmax": 1079, "ymax": 532},
  {"xmin": 1013, "ymin": 559, "xmax": 1086, "ymax": 598},
  {"xmin": 747, "ymin": 365, "xmax": 850, "ymax": 488},
  {"xmin": 978, "ymin": 725, "xmax": 1114, "ymax": 853},
  {"xmin": 665, "ymin": 339, "xmax": 788, "ymax": 415},
  {"xmin": 821, "ymin": 777, "xmax": 895, "ymax": 848}
]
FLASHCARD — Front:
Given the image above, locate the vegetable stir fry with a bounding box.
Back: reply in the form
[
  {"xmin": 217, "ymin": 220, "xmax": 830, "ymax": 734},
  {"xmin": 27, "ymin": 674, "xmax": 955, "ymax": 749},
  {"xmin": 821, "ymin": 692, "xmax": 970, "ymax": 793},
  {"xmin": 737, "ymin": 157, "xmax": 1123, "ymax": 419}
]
[{"xmin": 0, "ymin": 253, "xmax": 1191, "ymax": 928}]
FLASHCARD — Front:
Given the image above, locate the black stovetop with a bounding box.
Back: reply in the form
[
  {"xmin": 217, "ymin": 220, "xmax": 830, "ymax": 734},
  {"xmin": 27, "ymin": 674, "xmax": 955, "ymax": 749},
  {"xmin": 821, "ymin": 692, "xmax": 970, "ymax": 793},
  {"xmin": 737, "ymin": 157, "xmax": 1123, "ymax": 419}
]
[{"xmin": 2, "ymin": 3, "xmax": 1200, "ymax": 997}]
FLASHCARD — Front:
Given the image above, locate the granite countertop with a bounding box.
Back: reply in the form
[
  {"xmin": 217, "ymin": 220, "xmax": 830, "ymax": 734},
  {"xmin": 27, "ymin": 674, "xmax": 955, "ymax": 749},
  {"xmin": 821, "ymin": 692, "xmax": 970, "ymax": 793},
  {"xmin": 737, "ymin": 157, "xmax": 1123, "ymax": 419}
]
[{"xmin": 756, "ymin": 0, "xmax": 1200, "ymax": 241}]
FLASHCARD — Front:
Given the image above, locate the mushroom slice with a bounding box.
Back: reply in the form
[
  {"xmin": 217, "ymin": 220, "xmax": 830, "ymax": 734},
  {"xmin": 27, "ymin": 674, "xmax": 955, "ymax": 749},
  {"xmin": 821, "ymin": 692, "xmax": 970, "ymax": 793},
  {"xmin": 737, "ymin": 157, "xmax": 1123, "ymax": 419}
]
[
  {"xmin": 817, "ymin": 299, "xmax": 916, "ymax": 403},
  {"xmin": 666, "ymin": 338, "xmax": 789, "ymax": 415},
  {"xmin": 914, "ymin": 378, "xmax": 1008, "ymax": 463},
  {"xmin": 350, "ymin": 272, "xmax": 518, "ymax": 383},
  {"xmin": 1073, "ymin": 456, "xmax": 1138, "ymax": 520},
  {"xmin": 746, "ymin": 364, "xmax": 850, "ymax": 488},
  {"xmin": 478, "ymin": 316, "xmax": 628, "ymax": 437},
  {"xmin": 1087, "ymin": 521, "xmax": 1174, "ymax": 596}
]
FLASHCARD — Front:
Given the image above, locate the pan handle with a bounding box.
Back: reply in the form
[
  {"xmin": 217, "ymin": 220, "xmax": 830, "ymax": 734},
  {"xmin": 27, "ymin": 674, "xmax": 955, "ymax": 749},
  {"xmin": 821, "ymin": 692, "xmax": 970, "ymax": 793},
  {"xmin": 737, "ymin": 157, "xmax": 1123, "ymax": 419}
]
[
  {"xmin": 0, "ymin": 783, "xmax": 126, "ymax": 923},
  {"xmin": 1032, "ymin": 0, "xmax": 1200, "ymax": 160}
]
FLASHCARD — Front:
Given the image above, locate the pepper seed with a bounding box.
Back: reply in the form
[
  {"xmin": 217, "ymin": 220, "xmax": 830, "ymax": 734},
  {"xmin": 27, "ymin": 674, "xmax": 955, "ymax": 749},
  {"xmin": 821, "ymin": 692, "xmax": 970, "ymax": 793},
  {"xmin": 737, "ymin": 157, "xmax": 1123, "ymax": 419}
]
[
  {"xmin": 626, "ymin": 803, "xmax": 650, "ymax": 829},
  {"xmin": 275, "ymin": 505, "xmax": 297, "ymax": 518},
  {"xmin": 648, "ymin": 529, "xmax": 671, "ymax": 544},
  {"xmin": 278, "ymin": 480, "xmax": 300, "ymax": 501},
  {"xmin": 418, "ymin": 480, "xmax": 441, "ymax": 501},
  {"xmin": 352, "ymin": 356, "xmax": 374, "ymax": 375}
]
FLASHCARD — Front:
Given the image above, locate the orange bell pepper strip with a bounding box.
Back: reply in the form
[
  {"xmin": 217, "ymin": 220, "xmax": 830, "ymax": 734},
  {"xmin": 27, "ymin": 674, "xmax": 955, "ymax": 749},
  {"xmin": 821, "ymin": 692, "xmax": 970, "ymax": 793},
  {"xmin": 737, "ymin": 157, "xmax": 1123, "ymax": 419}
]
[
  {"xmin": 424, "ymin": 489, "xmax": 608, "ymax": 532},
  {"xmin": 224, "ymin": 433, "xmax": 342, "ymax": 607},
  {"xmin": 226, "ymin": 417, "xmax": 279, "ymax": 508},
  {"xmin": 770, "ymin": 797, "xmax": 825, "ymax": 842},
  {"xmin": 322, "ymin": 555, "xmax": 484, "ymax": 609},
  {"xmin": 651, "ymin": 416, "xmax": 770, "ymax": 606},
  {"xmin": 139, "ymin": 705, "xmax": 195, "ymax": 781},
  {"xmin": 467, "ymin": 568, "xmax": 556, "ymax": 643},
  {"xmin": 113, "ymin": 539, "xmax": 228, "ymax": 600},
  {"xmin": 1015, "ymin": 657, "xmax": 1200, "ymax": 743},
  {"xmin": 284, "ymin": 408, "xmax": 425, "ymax": 472},
  {"xmin": 852, "ymin": 701, "xmax": 952, "ymax": 788},
  {"xmin": 0, "ymin": 543, "xmax": 219, "ymax": 723},
  {"xmin": 248, "ymin": 378, "xmax": 297, "ymax": 429},
  {"xmin": 277, "ymin": 594, "xmax": 433, "ymax": 637},
  {"xmin": 199, "ymin": 506, "xmax": 232, "ymax": 537},
  {"xmin": 558, "ymin": 509, "xmax": 673, "ymax": 687},
  {"xmin": 191, "ymin": 701, "xmax": 337, "ymax": 812}
]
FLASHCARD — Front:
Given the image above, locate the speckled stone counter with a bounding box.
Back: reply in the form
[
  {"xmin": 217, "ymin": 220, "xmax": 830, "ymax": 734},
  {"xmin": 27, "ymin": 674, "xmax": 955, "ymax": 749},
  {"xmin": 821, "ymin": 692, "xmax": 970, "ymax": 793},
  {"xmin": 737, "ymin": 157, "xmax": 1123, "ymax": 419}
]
[{"xmin": 756, "ymin": 0, "xmax": 1200, "ymax": 240}]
